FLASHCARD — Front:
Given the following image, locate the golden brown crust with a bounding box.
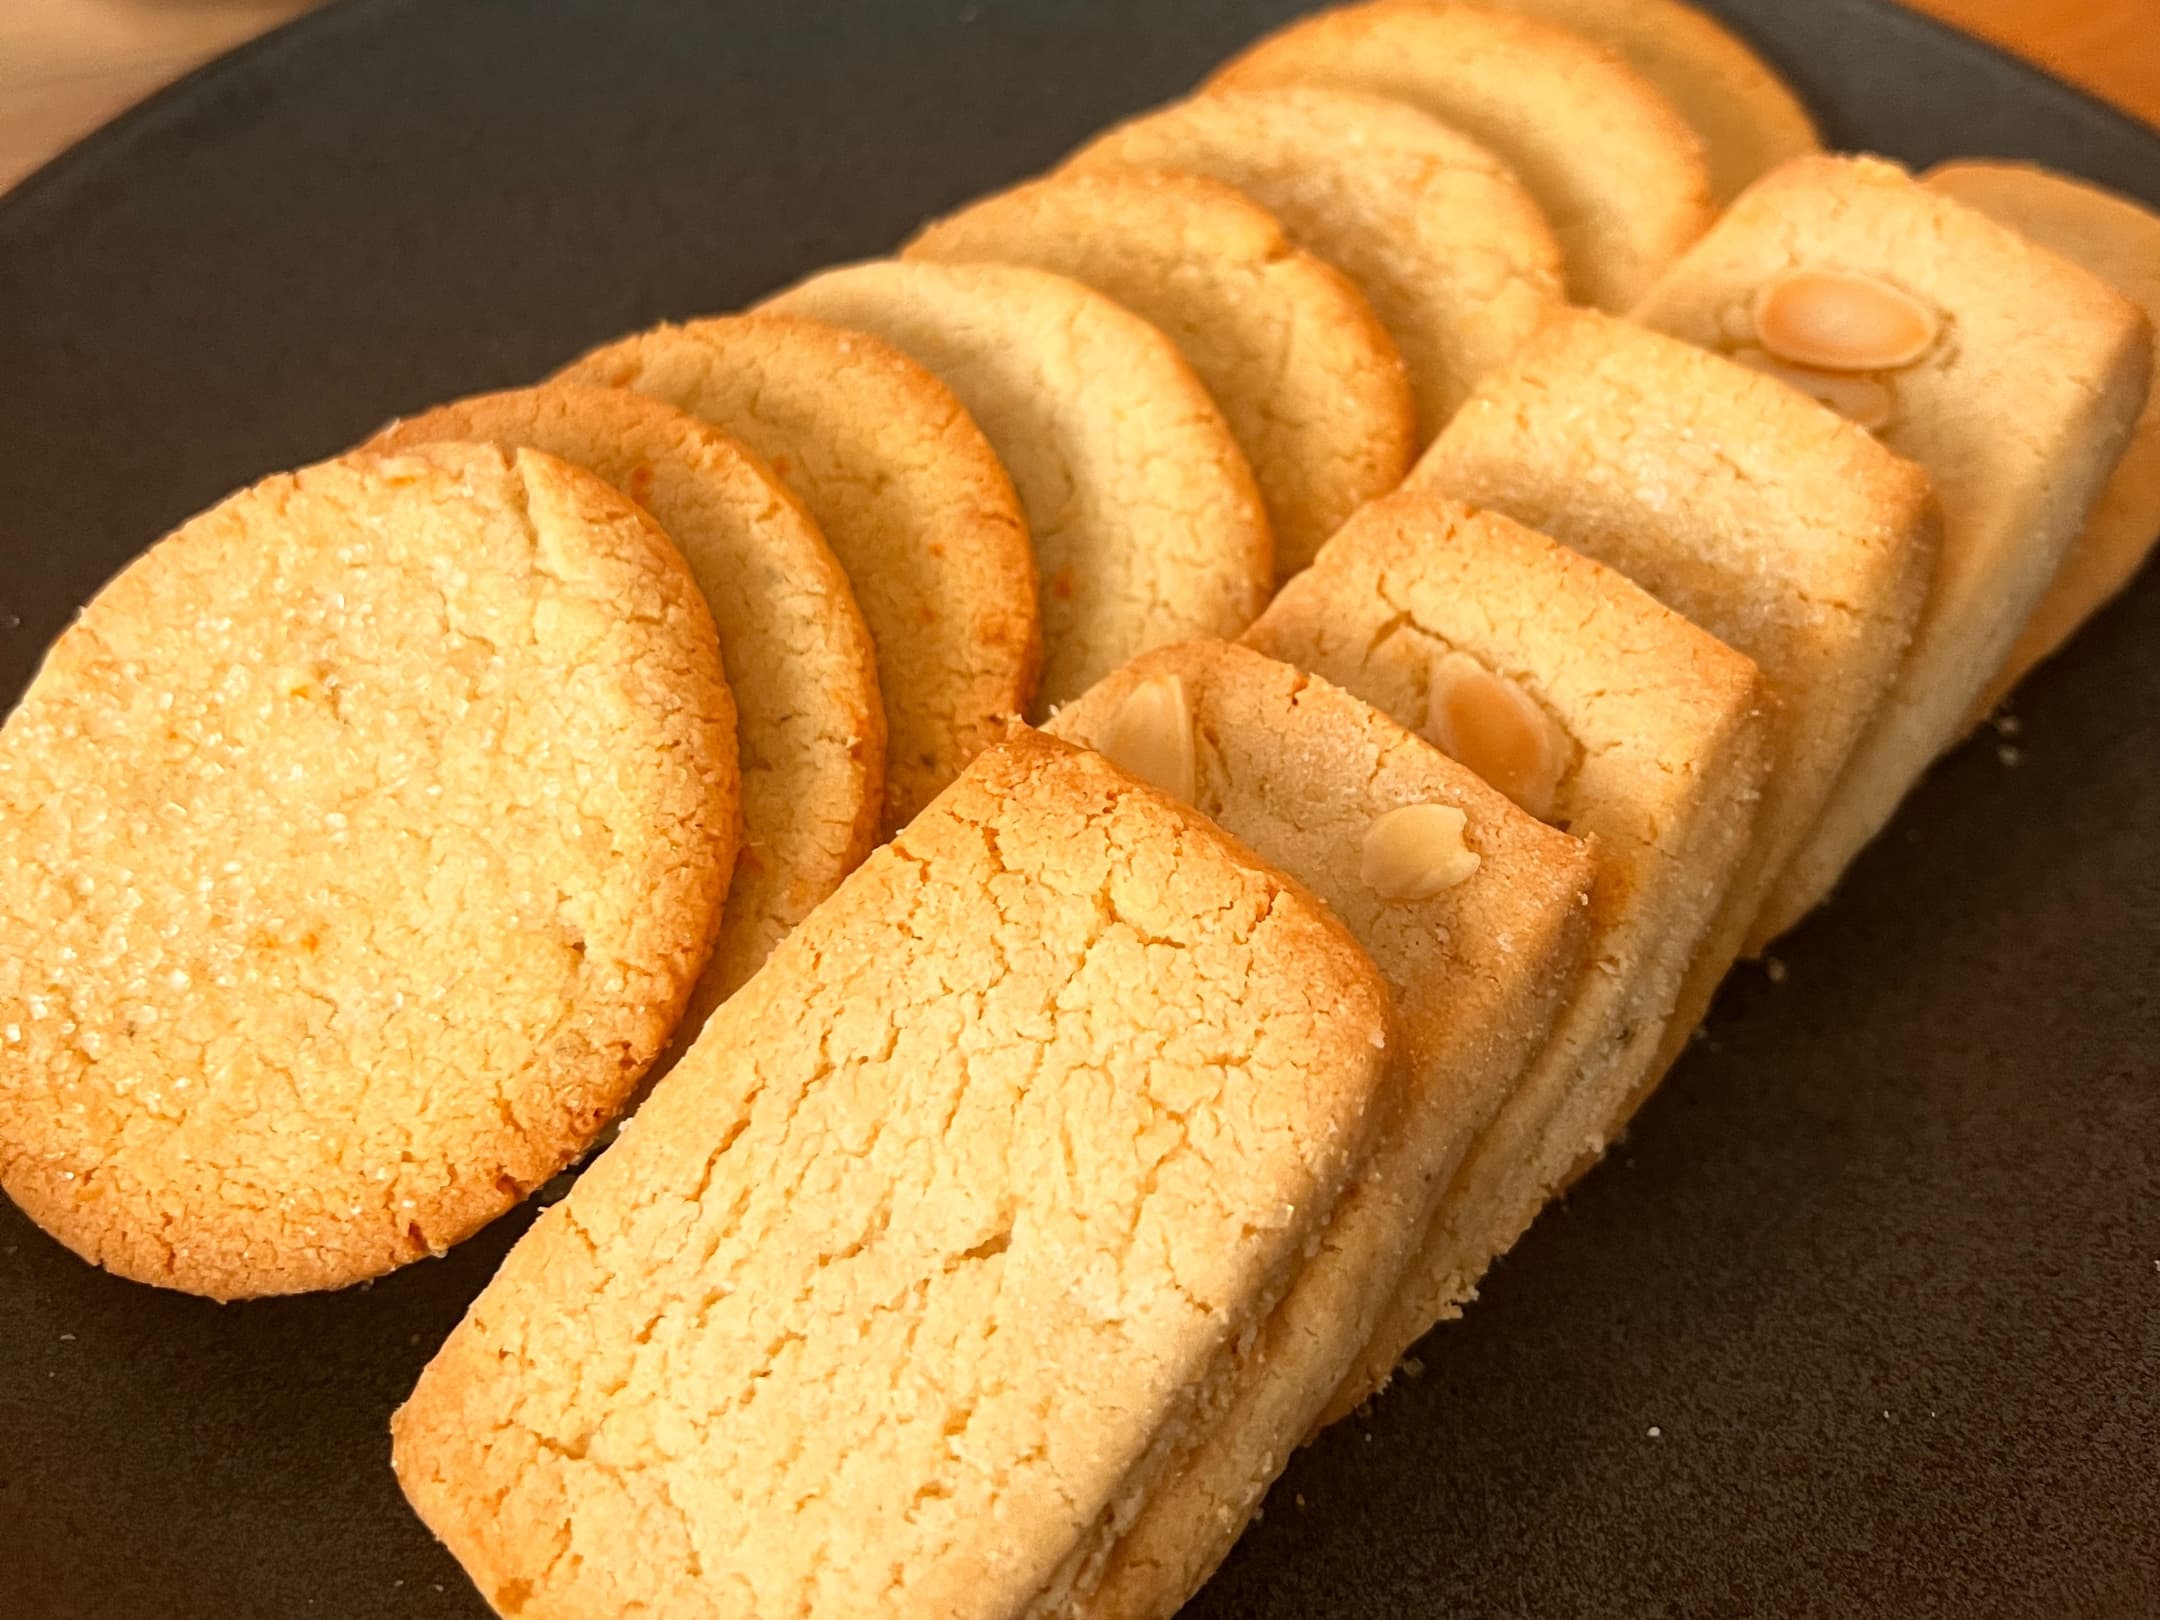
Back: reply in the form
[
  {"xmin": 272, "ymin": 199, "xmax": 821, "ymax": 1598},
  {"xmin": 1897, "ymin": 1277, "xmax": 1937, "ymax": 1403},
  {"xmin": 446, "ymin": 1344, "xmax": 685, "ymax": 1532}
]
[
  {"xmin": 1415, "ymin": 306, "xmax": 1940, "ymax": 960},
  {"xmin": 0, "ymin": 443, "xmax": 738, "ymax": 1298},
  {"xmin": 1925, "ymin": 161, "xmax": 2160, "ymax": 716},
  {"xmin": 1637, "ymin": 154, "xmax": 2153, "ymax": 939},
  {"xmin": 1470, "ymin": 0, "xmax": 1820, "ymax": 203},
  {"xmin": 1048, "ymin": 639, "xmax": 1593, "ymax": 1619},
  {"xmin": 907, "ymin": 168, "xmax": 1415, "ymax": 575},
  {"xmin": 369, "ymin": 383, "xmax": 880, "ymax": 1026},
  {"xmin": 1066, "ymin": 84, "xmax": 1563, "ymax": 441},
  {"xmin": 763, "ymin": 261, "xmax": 1273, "ymax": 711},
  {"xmin": 391, "ymin": 730, "xmax": 1395, "ymax": 1620},
  {"xmin": 558, "ymin": 312, "xmax": 1039, "ymax": 831},
  {"xmin": 1211, "ymin": 1, "xmax": 1714, "ymax": 310},
  {"xmin": 1246, "ymin": 490, "xmax": 1774, "ymax": 1405}
]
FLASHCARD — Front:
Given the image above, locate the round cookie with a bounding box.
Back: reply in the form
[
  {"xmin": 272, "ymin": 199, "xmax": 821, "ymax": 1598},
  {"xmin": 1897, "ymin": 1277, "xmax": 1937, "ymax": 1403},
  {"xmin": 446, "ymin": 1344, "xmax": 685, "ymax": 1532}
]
[
  {"xmin": 762, "ymin": 260, "xmax": 1273, "ymax": 710},
  {"xmin": 0, "ymin": 443, "xmax": 738, "ymax": 1298},
  {"xmin": 1065, "ymin": 85, "xmax": 1563, "ymax": 441},
  {"xmin": 1472, "ymin": 0, "xmax": 1819, "ymax": 204},
  {"xmin": 369, "ymin": 384, "xmax": 881, "ymax": 1028},
  {"xmin": 906, "ymin": 168, "xmax": 1415, "ymax": 575},
  {"xmin": 1211, "ymin": 1, "xmax": 1714, "ymax": 311},
  {"xmin": 1925, "ymin": 161, "xmax": 2160, "ymax": 718},
  {"xmin": 558, "ymin": 313, "xmax": 1037, "ymax": 831}
]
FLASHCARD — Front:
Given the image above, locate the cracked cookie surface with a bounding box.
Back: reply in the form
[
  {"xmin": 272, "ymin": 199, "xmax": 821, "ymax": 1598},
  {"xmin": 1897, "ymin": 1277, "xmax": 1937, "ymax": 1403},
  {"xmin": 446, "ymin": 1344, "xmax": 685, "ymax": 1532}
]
[
  {"xmin": 1049, "ymin": 639, "xmax": 1592, "ymax": 1619},
  {"xmin": 0, "ymin": 443, "xmax": 738, "ymax": 1298},
  {"xmin": 392, "ymin": 730, "xmax": 1394, "ymax": 1620},
  {"xmin": 370, "ymin": 383, "xmax": 878, "ymax": 1026}
]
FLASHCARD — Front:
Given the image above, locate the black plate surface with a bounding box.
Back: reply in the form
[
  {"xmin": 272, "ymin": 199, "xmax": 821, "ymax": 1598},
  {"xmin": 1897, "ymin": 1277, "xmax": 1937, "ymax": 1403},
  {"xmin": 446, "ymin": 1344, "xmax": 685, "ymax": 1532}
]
[{"xmin": 2, "ymin": 2, "xmax": 2156, "ymax": 1616}]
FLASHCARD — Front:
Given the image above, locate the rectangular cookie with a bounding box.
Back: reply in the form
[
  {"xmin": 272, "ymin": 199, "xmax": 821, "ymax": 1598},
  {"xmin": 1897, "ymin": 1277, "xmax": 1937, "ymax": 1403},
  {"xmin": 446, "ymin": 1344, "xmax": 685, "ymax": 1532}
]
[
  {"xmin": 1246, "ymin": 489, "xmax": 1774, "ymax": 1407},
  {"xmin": 1047, "ymin": 639, "xmax": 1594, "ymax": 1618},
  {"xmin": 390, "ymin": 730, "xmax": 1397, "ymax": 1620},
  {"xmin": 1635, "ymin": 153, "xmax": 2151, "ymax": 941},
  {"xmin": 1414, "ymin": 305, "xmax": 1938, "ymax": 960}
]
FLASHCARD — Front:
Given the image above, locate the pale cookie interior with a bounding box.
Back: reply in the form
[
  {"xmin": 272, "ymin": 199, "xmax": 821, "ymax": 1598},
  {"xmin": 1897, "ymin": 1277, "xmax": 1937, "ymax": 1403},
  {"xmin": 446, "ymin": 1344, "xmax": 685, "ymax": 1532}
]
[
  {"xmin": 1047, "ymin": 640, "xmax": 1591, "ymax": 1620},
  {"xmin": 1637, "ymin": 153, "xmax": 2152, "ymax": 940},
  {"xmin": 1246, "ymin": 489, "xmax": 1773, "ymax": 1410},
  {"xmin": 1472, "ymin": 0, "xmax": 1821, "ymax": 203},
  {"xmin": 1211, "ymin": 1, "xmax": 1714, "ymax": 310},
  {"xmin": 763, "ymin": 260, "xmax": 1272, "ymax": 710},
  {"xmin": 391, "ymin": 732, "xmax": 1394, "ymax": 1620},
  {"xmin": 1416, "ymin": 307, "xmax": 1938, "ymax": 961},
  {"xmin": 557, "ymin": 312, "xmax": 1040, "ymax": 831},
  {"xmin": 907, "ymin": 167, "xmax": 1415, "ymax": 574},
  {"xmin": 369, "ymin": 382, "xmax": 882, "ymax": 1027},
  {"xmin": 1065, "ymin": 84, "xmax": 1564, "ymax": 441}
]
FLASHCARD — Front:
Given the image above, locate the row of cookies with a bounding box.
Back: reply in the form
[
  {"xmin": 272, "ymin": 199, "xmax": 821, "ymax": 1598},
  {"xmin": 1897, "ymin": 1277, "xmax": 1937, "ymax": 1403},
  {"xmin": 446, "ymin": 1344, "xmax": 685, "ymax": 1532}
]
[{"xmin": 377, "ymin": 4, "xmax": 2160, "ymax": 1615}]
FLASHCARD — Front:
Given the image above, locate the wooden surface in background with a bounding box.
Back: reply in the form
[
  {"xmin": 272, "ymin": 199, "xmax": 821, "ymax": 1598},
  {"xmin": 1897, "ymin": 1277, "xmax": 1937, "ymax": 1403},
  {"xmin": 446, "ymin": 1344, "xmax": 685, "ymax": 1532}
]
[{"xmin": 2, "ymin": 0, "xmax": 2157, "ymax": 191}]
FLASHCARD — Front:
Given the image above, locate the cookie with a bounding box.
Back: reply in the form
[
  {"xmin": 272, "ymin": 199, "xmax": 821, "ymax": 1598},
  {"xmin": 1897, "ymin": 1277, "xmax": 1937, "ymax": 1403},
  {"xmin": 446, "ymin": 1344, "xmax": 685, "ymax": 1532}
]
[
  {"xmin": 556, "ymin": 312, "xmax": 1038, "ymax": 832},
  {"xmin": 1636, "ymin": 154, "xmax": 2152, "ymax": 941},
  {"xmin": 1065, "ymin": 84, "xmax": 1563, "ymax": 441},
  {"xmin": 1246, "ymin": 489, "xmax": 1773, "ymax": 1406},
  {"xmin": 1048, "ymin": 639, "xmax": 1593, "ymax": 1618},
  {"xmin": 0, "ymin": 443, "xmax": 737, "ymax": 1299},
  {"xmin": 905, "ymin": 167, "xmax": 1415, "ymax": 575},
  {"xmin": 1472, "ymin": 0, "xmax": 1819, "ymax": 203},
  {"xmin": 763, "ymin": 260, "xmax": 1273, "ymax": 709},
  {"xmin": 1210, "ymin": 1, "xmax": 1714, "ymax": 310},
  {"xmin": 391, "ymin": 729, "xmax": 1396, "ymax": 1620},
  {"xmin": 1924, "ymin": 161, "xmax": 2160, "ymax": 717},
  {"xmin": 369, "ymin": 383, "xmax": 879, "ymax": 1031},
  {"xmin": 1414, "ymin": 308, "xmax": 1938, "ymax": 968}
]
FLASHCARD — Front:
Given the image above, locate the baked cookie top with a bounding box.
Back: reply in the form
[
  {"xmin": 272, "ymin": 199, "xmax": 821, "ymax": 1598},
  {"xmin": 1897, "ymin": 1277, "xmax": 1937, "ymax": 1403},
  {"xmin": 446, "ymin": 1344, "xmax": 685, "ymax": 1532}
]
[
  {"xmin": 1211, "ymin": 0, "xmax": 1714, "ymax": 310},
  {"xmin": 1476, "ymin": 0, "xmax": 1819, "ymax": 203},
  {"xmin": 1636, "ymin": 153, "xmax": 2151, "ymax": 938},
  {"xmin": 907, "ymin": 167, "xmax": 1414, "ymax": 576},
  {"xmin": 370, "ymin": 382, "xmax": 879, "ymax": 1024},
  {"xmin": 558, "ymin": 313, "xmax": 1037, "ymax": 832},
  {"xmin": 392, "ymin": 730, "xmax": 1395, "ymax": 1620},
  {"xmin": 1066, "ymin": 83, "xmax": 1562, "ymax": 441},
  {"xmin": 0, "ymin": 443, "xmax": 738, "ymax": 1299},
  {"xmin": 1047, "ymin": 638, "xmax": 1593, "ymax": 1620},
  {"xmin": 1926, "ymin": 160, "xmax": 2160, "ymax": 715},
  {"xmin": 765, "ymin": 260, "xmax": 1272, "ymax": 710},
  {"xmin": 1415, "ymin": 306, "xmax": 1938, "ymax": 955}
]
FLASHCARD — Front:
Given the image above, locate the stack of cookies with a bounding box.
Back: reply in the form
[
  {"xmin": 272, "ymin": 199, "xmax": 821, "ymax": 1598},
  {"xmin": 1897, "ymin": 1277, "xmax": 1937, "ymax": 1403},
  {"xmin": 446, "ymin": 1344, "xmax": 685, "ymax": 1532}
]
[{"xmin": 3, "ymin": 0, "xmax": 2156, "ymax": 1614}]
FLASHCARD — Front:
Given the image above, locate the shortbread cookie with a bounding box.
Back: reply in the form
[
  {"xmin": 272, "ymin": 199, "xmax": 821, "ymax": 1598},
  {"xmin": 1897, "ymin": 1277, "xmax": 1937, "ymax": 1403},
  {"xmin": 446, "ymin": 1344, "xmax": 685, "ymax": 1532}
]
[
  {"xmin": 764, "ymin": 260, "xmax": 1272, "ymax": 710},
  {"xmin": 906, "ymin": 168, "xmax": 1415, "ymax": 575},
  {"xmin": 392, "ymin": 730, "xmax": 1396, "ymax": 1620},
  {"xmin": 370, "ymin": 384, "xmax": 878, "ymax": 1027},
  {"xmin": 1049, "ymin": 640, "xmax": 1593, "ymax": 1619},
  {"xmin": 1416, "ymin": 309, "xmax": 1936, "ymax": 971},
  {"xmin": 1636, "ymin": 154, "xmax": 2152, "ymax": 940},
  {"xmin": 557, "ymin": 312, "xmax": 1038, "ymax": 831},
  {"xmin": 1211, "ymin": 1, "xmax": 1714, "ymax": 310},
  {"xmin": 1924, "ymin": 161, "xmax": 2160, "ymax": 716},
  {"xmin": 1064, "ymin": 85, "xmax": 1563, "ymax": 440},
  {"xmin": 1246, "ymin": 490, "xmax": 1773, "ymax": 1407},
  {"xmin": 0, "ymin": 444, "xmax": 737, "ymax": 1299},
  {"xmin": 1473, "ymin": 0, "xmax": 1819, "ymax": 202}
]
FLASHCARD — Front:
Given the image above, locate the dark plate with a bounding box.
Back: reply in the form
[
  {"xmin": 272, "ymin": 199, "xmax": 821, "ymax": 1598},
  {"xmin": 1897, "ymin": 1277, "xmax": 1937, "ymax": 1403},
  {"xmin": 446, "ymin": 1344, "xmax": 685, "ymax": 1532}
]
[{"xmin": 2, "ymin": 2, "xmax": 2156, "ymax": 1615}]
